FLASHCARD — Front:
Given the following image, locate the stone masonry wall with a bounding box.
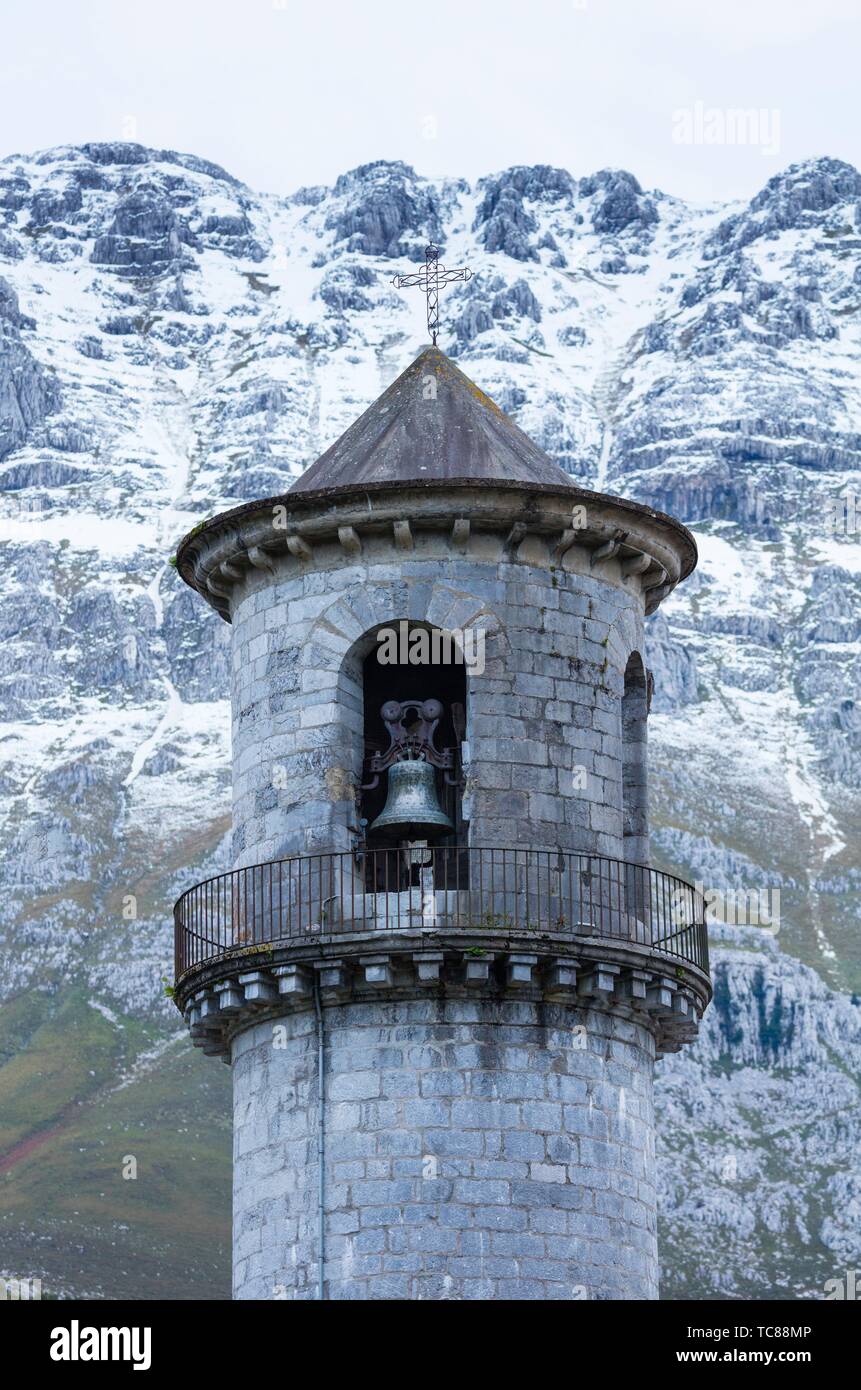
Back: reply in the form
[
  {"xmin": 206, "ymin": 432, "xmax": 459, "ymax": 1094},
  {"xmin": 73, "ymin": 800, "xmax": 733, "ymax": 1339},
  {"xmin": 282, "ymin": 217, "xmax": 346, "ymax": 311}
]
[
  {"xmin": 232, "ymin": 996, "xmax": 658, "ymax": 1300},
  {"xmin": 228, "ymin": 537, "xmax": 646, "ymax": 869}
]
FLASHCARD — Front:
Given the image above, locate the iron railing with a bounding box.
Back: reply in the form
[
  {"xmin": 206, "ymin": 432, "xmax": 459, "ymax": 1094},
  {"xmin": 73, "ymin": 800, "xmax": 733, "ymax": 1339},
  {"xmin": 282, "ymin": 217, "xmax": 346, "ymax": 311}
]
[{"xmin": 174, "ymin": 846, "xmax": 709, "ymax": 979}]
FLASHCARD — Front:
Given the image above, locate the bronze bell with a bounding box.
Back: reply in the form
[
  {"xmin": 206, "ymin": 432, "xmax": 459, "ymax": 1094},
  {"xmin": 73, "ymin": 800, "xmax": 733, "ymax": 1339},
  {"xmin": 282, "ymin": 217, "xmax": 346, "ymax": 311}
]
[{"xmin": 369, "ymin": 759, "xmax": 454, "ymax": 841}]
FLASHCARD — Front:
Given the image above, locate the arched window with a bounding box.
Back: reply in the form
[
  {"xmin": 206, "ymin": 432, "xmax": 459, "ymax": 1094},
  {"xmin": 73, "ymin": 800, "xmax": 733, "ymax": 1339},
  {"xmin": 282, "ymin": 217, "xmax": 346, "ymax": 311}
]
[
  {"xmin": 359, "ymin": 622, "xmax": 467, "ymax": 851},
  {"xmin": 621, "ymin": 652, "xmax": 649, "ymax": 867}
]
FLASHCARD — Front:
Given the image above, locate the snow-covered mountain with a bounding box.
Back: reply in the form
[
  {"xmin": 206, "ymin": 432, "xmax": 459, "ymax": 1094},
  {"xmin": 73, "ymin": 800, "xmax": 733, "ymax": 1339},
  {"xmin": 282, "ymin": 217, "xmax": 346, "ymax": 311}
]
[{"xmin": 0, "ymin": 143, "xmax": 859, "ymax": 1300}]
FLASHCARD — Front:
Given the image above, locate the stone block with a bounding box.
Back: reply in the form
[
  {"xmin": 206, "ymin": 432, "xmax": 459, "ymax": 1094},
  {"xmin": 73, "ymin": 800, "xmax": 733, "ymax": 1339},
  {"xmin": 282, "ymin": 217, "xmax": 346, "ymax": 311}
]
[
  {"xmin": 506, "ymin": 953, "xmax": 538, "ymax": 987},
  {"xmin": 314, "ymin": 959, "xmax": 351, "ymax": 993},
  {"xmin": 412, "ymin": 950, "xmax": 445, "ymax": 983},
  {"xmin": 577, "ymin": 964, "xmax": 621, "ymax": 1001},
  {"xmin": 543, "ymin": 956, "xmax": 579, "ymax": 994},
  {"xmin": 272, "ymin": 964, "xmax": 313, "ymax": 998},
  {"xmin": 359, "ymin": 955, "xmax": 394, "ymax": 987},
  {"xmin": 463, "ymin": 952, "xmax": 494, "ymax": 985},
  {"xmin": 214, "ymin": 982, "xmax": 244, "ymax": 1015},
  {"xmin": 238, "ymin": 971, "xmax": 278, "ymax": 1006}
]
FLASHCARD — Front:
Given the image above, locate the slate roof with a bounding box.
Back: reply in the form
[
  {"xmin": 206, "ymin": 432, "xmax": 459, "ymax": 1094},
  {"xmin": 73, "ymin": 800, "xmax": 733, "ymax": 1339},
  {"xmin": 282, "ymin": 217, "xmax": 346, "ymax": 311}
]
[{"xmin": 289, "ymin": 345, "xmax": 574, "ymax": 493}]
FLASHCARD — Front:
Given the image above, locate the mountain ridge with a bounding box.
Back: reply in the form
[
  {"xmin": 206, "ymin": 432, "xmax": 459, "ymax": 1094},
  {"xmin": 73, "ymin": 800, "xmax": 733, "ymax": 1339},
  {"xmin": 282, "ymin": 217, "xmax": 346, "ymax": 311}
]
[{"xmin": 0, "ymin": 142, "xmax": 859, "ymax": 1299}]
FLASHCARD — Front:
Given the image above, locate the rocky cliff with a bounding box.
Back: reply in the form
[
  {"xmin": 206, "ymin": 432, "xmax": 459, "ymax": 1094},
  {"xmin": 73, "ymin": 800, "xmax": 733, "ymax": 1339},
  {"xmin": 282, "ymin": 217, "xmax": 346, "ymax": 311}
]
[{"xmin": 0, "ymin": 144, "xmax": 858, "ymax": 1299}]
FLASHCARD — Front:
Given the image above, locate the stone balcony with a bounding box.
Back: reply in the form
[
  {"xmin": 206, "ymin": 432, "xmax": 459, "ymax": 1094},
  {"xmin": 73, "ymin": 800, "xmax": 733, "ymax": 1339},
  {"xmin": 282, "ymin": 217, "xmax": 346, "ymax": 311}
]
[{"xmin": 173, "ymin": 845, "xmax": 711, "ymax": 1061}]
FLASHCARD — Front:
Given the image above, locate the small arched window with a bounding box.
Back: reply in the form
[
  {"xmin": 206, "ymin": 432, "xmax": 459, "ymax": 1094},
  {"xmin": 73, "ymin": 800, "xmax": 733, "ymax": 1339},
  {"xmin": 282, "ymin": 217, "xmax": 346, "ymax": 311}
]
[{"xmin": 621, "ymin": 652, "xmax": 649, "ymax": 867}]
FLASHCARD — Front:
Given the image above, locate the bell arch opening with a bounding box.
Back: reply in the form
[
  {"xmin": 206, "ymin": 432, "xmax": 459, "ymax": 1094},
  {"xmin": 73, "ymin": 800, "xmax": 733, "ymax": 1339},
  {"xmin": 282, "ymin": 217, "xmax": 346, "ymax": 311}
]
[{"xmin": 358, "ymin": 622, "xmax": 468, "ymax": 853}]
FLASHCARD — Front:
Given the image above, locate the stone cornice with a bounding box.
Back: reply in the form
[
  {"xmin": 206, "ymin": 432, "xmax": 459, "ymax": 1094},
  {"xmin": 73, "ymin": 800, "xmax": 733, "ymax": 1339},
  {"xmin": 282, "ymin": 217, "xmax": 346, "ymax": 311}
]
[
  {"xmin": 174, "ymin": 927, "xmax": 712, "ymax": 1062},
  {"xmin": 175, "ymin": 478, "xmax": 698, "ymax": 623}
]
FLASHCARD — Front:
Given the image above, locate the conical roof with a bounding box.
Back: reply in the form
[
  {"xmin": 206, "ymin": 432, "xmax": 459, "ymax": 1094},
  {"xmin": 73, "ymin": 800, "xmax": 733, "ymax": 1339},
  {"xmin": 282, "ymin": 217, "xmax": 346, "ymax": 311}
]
[{"xmin": 290, "ymin": 345, "xmax": 574, "ymax": 493}]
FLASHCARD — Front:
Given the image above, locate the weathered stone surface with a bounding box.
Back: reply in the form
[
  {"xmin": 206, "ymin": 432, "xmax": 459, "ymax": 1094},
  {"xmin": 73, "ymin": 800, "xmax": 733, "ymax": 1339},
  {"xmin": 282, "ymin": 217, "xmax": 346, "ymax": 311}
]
[
  {"xmin": 0, "ymin": 276, "xmax": 60, "ymax": 461},
  {"xmin": 90, "ymin": 187, "xmax": 198, "ymax": 277},
  {"xmin": 324, "ymin": 161, "xmax": 444, "ymax": 257},
  {"xmin": 227, "ymin": 545, "xmax": 647, "ymax": 865},
  {"xmin": 164, "ymin": 323, "xmax": 706, "ymax": 1300},
  {"xmin": 579, "ymin": 169, "xmax": 657, "ymax": 235},
  {"xmin": 232, "ymin": 998, "xmax": 657, "ymax": 1300},
  {"xmin": 706, "ymin": 157, "xmax": 861, "ymax": 257},
  {"xmin": 473, "ymin": 166, "xmax": 575, "ymax": 262},
  {"xmin": 289, "ymin": 346, "xmax": 574, "ymax": 493}
]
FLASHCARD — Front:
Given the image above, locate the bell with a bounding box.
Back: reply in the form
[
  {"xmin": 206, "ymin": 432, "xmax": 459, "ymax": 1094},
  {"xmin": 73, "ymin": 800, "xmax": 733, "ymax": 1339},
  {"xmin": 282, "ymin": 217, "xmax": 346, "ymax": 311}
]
[{"xmin": 369, "ymin": 759, "xmax": 454, "ymax": 841}]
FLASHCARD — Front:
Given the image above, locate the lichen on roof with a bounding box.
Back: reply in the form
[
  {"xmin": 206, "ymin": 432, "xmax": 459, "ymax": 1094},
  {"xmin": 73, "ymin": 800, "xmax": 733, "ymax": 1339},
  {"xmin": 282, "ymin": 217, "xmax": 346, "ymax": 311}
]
[{"xmin": 289, "ymin": 345, "xmax": 574, "ymax": 493}]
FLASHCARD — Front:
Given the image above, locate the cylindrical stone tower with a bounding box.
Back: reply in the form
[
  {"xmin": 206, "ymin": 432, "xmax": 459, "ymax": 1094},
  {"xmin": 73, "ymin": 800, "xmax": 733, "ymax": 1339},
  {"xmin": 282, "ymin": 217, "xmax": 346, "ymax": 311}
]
[{"xmin": 173, "ymin": 347, "xmax": 711, "ymax": 1301}]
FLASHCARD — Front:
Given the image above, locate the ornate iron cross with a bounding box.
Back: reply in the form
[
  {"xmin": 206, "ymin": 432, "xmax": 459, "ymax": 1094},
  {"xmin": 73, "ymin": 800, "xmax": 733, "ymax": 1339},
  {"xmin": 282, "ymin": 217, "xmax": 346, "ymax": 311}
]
[{"xmin": 391, "ymin": 243, "xmax": 472, "ymax": 345}]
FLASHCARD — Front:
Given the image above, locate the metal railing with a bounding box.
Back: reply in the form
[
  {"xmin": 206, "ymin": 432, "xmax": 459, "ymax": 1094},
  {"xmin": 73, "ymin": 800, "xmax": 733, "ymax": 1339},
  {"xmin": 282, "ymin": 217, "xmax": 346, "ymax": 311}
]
[{"xmin": 174, "ymin": 846, "xmax": 709, "ymax": 979}]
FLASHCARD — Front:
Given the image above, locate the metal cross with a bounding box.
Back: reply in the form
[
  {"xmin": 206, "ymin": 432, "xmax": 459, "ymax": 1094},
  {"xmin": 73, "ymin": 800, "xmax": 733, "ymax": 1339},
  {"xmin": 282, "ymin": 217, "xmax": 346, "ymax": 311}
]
[{"xmin": 391, "ymin": 243, "xmax": 472, "ymax": 345}]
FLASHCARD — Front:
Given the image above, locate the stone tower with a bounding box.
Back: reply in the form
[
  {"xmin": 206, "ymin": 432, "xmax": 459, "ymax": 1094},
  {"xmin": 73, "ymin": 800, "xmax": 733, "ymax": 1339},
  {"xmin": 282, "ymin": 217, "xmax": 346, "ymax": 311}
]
[{"xmin": 173, "ymin": 347, "xmax": 711, "ymax": 1301}]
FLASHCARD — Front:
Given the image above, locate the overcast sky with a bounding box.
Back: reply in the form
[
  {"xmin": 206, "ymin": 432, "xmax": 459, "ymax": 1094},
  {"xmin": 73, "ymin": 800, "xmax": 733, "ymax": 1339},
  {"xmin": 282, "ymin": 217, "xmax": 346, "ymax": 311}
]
[{"xmin": 1, "ymin": 0, "xmax": 858, "ymax": 204}]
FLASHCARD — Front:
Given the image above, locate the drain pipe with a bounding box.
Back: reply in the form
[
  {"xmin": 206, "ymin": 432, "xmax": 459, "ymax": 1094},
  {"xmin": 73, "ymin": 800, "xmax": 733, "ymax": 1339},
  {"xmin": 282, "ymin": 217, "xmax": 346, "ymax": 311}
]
[{"xmin": 313, "ymin": 978, "xmax": 326, "ymax": 1301}]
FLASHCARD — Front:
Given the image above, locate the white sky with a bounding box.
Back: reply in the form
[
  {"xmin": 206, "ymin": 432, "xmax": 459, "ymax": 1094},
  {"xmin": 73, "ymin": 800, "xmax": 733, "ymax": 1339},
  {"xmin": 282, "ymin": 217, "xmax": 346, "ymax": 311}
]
[{"xmin": 1, "ymin": 0, "xmax": 858, "ymax": 203}]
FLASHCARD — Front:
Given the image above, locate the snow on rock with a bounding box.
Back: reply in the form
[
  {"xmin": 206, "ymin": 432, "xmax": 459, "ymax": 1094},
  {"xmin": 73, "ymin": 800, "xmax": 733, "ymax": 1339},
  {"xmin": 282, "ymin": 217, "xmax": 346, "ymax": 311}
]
[{"xmin": 0, "ymin": 142, "xmax": 859, "ymax": 1298}]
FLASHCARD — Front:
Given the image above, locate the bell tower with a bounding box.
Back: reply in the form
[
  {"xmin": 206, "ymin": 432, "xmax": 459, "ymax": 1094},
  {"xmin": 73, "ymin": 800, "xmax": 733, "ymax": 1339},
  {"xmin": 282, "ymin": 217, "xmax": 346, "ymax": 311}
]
[{"xmin": 173, "ymin": 347, "xmax": 711, "ymax": 1301}]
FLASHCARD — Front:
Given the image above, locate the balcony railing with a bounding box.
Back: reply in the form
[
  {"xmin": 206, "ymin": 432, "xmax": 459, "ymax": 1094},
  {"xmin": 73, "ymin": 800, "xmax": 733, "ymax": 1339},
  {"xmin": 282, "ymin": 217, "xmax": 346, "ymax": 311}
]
[{"xmin": 174, "ymin": 846, "xmax": 709, "ymax": 980}]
